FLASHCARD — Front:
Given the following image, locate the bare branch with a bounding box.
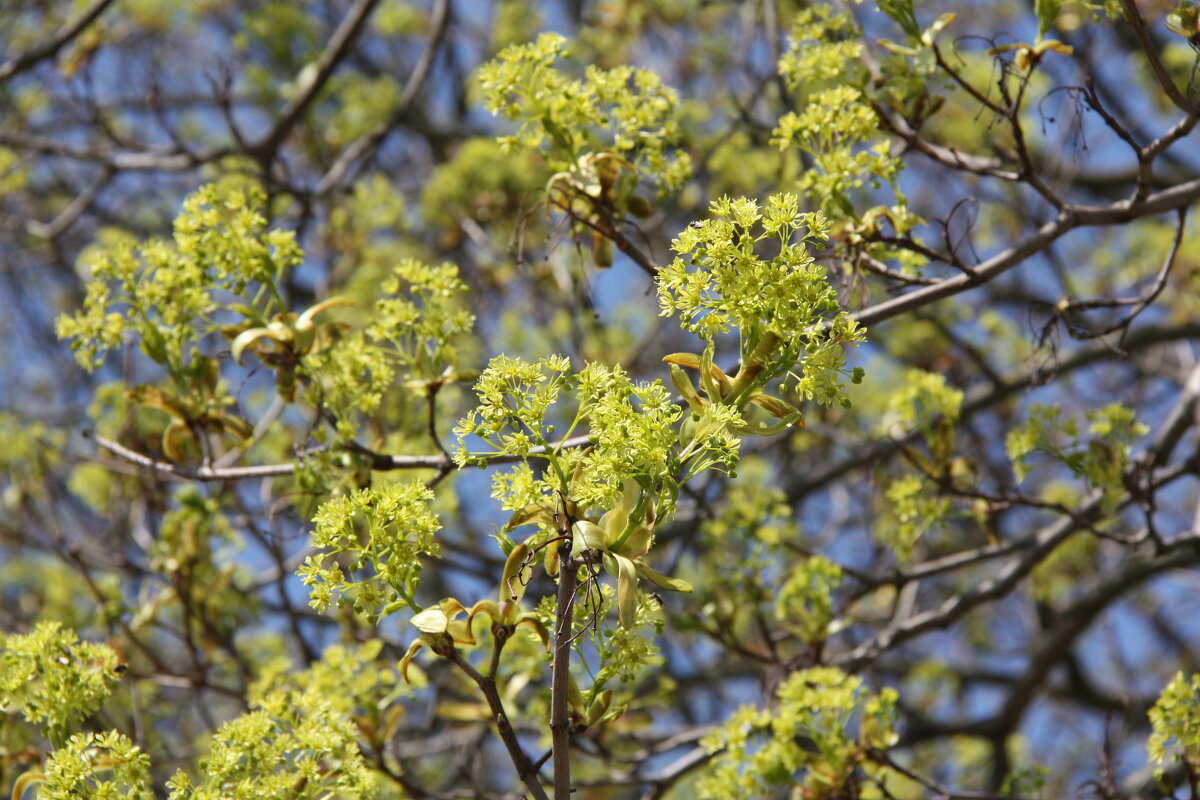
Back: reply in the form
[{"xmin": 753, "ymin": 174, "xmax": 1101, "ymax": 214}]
[
  {"xmin": 835, "ymin": 460, "xmax": 1193, "ymax": 670},
  {"xmin": 251, "ymin": 0, "xmax": 385, "ymax": 161},
  {"xmin": 25, "ymin": 167, "xmax": 114, "ymax": 239},
  {"xmin": 312, "ymin": 0, "xmax": 451, "ymax": 197},
  {"xmin": 89, "ymin": 431, "xmax": 595, "ymax": 482},
  {"xmin": 0, "ymin": 0, "xmax": 119, "ymax": 82},
  {"xmin": 1119, "ymin": 0, "xmax": 1200, "ymax": 114},
  {"xmin": 854, "ymin": 177, "xmax": 1200, "ymax": 327}
]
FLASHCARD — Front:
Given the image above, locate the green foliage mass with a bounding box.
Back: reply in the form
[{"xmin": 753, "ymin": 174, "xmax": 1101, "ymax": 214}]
[
  {"xmin": 165, "ymin": 688, "xmax": 376, "ymax": 800},
  {"xmin": 1006, "ymin": 402, "xmax": 1148, "ymax": 509},
  {"xmin": 57, "ymin": 185, "xmax": 302, "ymax": 374}
]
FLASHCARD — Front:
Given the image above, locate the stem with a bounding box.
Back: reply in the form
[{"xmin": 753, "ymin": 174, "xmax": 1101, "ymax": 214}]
[
  {"xmin": 447, "ymin": 645, "xmax": 549, "ymax": 800},
  {"xmin": 726, "ymin": 329, "xmax": 783, "ymax": 402},
  {"xmin": 554, "ymin": 406, "xmax": 587, "ymax": 459},
  {"xmin": 551, "ymin": 536, "xmax": 578, "ymax": 799}
]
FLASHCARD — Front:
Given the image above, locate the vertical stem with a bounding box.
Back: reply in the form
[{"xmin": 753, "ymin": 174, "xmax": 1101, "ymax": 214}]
[
  {"xmin": 551, "ymin": 542, "xmax": 577, "ymax": 800},
  {"xmin": 727, "ymin": 328, "xmax": 782, "ymax": 402},
  {"xmin": 448, "ymin": 645, "xmax": 549, "ymax": 800}
]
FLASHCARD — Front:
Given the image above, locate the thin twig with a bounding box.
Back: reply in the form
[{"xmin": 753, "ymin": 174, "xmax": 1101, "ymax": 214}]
[
  {"xmin": 853, "ymin": 177, "xmax": 1200, "ymax": 327},
  {"xmin": 25, "ymin": 167, "xmax": 114, "ymax": 239},
  {"xmin": 252, "ymin": 0, "xmax": 384, "ymax": 160},
  {"xmin": 1052, "ymin": 206, "xmax": 1186, "ymax": 341},
  {"xmin": 1120, "ymin": 0, "xmax": 1199, "ymax": 114},
  {"xmin": 0, "ymin": 0, "xmax": 119, "ymax": 82},
  {"xmin": 446, "ymin": 646, "xmax": 550, "ymax": 800},
  {"xmin": 311, "ymin": 0, "xmax": 451, "ymax": 196},
  {"xmin": 88, "ymin": 431, "xmax": 594, "ymax": 482}
]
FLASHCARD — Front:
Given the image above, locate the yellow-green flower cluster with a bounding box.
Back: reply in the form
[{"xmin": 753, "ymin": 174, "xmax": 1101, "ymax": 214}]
[
  {"xmin": 1006, "ymin": 402, "xmax": 1147, "ymax": 510},
  {"xmin": 1149, "ymin": 672, "xmax": 1200, "ymax": 768},
  {"xmin": 699, "ymin": 667, "xmax": 897, "ymax": 799},
  {"xmin": 658, "ymin": 195, "xmax": 836, "ymax": 338},
  {"xmin": 368, "ymin": 258, "xmax": 476, "ymax": 382},
  {"xmin": 454, "ymin": 354, "xmax": 573, "ymax": 462},
  {"xmin": 771, "ymin": 6, "xmax": 900, "ymax": 213},
  {"xmin": 299, "ymin": 480, "xmax": 441, "ymax": 620},
  {"xmin": 775, "ymin": 555, "xmax": 843, "ymax": 644},
  {"xmin": 573, "ymin": 365, "xmax": 679, "ymax": 509},
  {"xmin": 0, "ymin": 622, "xmax": 121, "ymax": 746},
  {"xmin": 457, "ymin": 357, "xmax": 680, "ymax": 513},
  {"xmin": 777, "ymin": 5, "xmax": 864, "ymax": 89},
  {"xmin": 657, "ymin": 194, "xmax": 864, "ymax": 406},
  {"xmin": 478, "ymin": 32, "xmax": 690, "ymax": 192},
  {"xmin": 304, "ymin": 257, "xmax": 476, "ymax": 434},
  {"xmin": 883, "ymin": 369, "xmax": 964, "ymax": 430},
  {"xmin": 165, "ymin": 688, "xmax": 376, "ymax": 800},
  {"xmin": 41, "ymin": 732, "xmax": 153, "ymax": 800},
  {"xmin": 57, "ymin": 185, "xmax": 301, "ymax": 372},
  {"xmin": 882, "ymin": 473, "xmax": 951, "ymax": 561}
]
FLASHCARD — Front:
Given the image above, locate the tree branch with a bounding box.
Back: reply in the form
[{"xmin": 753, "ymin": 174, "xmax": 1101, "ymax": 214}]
[
  {"xmin": 88, "ymin": 431, "xmax": 594, "ymax": 482},
  {"xmin": 0, "ymin": 0, "xmax": 119, "ymax": 82},
  {"xmin": 785, "ymin": 320, "xmax": 1200, "ymax": 501},
  {"xmin": 853, "ymin": 177, "xmax": 1200, "ymax": 327},
  {"xmin": 312, "ymin": 0, "xmax": 451, "ymax": 197},
  {"xmin": 25, "ymin": 167, "xmax": 114, "ymax": 239},
  {"xmin": 997, "ymin": 534, "xmax": 1200, "ymax": 729},
  {"xmin": 1119, "ymin": 0, "xmax": 1199, "ymax": 114},
  {"xmin": 447, "ymin": 646, "xmax": 550, "ymax": 800},
  {"xmin": 251, "ymin": 0, "xmax": 384, "ymax": 160},
  {"xmin": 551, "ymin": 519, "xmax": 578, "ymax": 800},
  {"xmin": 835, "ymin": 460, "xmax": 1194, "ymax": 670}
]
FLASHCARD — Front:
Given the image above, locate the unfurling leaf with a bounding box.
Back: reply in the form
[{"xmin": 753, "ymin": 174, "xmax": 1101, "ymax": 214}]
[
  {"xmin": 610, "ymin": 552, "xmax": 639, "ymax": 628},
  {"xmin": 399, "ymin": 640, "xmax": 425, "ymax": 684},
  {"xmin": 635, "ymin": 561, "xmax": 693, "ymax": 593},
  {"xmin": 161, "ymin": 421, "xmax": 191, "ymax": 462},
  {"xmin": 572, "ymin": 520, "xmax": 608, "ymax": 558},
  {"xmin": 500, "ymin": 542, "xmax": 532, "ymax": 602},
  {"xmin": 515, "ymin": 614, "xmax": 552, "ymax": 650},
  {"xmin": 669, "ymin": 363, "xmax": 706, "ymax": 411},
  {"xmin": 506, "ymin": 502, "xmax": 555, "ymax": 530},
  {"xmin": 662, "ymin": 352, "xmax": 703, "ymax": 369},
  {"xmin": 411, "ymin": 598, "xmax": 467, "ymax": 634},
  {"xmin": 749, "ymin": 394, "xmax": 805, "ymax": 424},
  {"xmin": 593, "ymin": 232, "xmax": 613, "ymax": 268}
]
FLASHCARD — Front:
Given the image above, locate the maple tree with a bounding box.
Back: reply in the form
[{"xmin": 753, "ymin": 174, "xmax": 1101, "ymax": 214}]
[{"xmin": 3, "ymin": 1, "xmax": 1200, "ymax": 798}]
